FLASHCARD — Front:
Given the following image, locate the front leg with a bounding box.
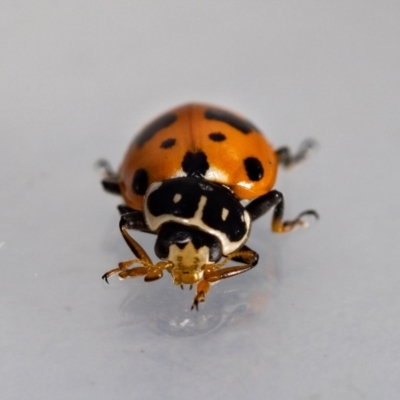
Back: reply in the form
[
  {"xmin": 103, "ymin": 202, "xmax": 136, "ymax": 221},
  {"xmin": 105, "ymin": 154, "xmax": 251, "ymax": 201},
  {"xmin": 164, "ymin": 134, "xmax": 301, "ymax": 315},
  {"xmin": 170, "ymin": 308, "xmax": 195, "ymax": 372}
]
[
  {"xmin": 102, "ymin": 214, "xmax": 166, "ymax": 283},
  {"xmin": 191, "ymin": 247, "xmax": 259, "ymax": 310},
  {"xmin": 246, "ymin": 190, "xmax": 318, "ymax": 232},
  {"xmin": 102, "ymin": 224, "xmax": 171, "ymax": 283}
]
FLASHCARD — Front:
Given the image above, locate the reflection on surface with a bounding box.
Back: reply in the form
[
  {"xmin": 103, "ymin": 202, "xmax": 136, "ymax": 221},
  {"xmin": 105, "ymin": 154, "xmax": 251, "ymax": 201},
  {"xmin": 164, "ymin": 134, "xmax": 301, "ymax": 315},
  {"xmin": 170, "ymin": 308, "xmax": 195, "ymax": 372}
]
[
  {"xmin": 102, "ymin": 217, "xmax": 279, "ymax": 336},
  {"xmin": 116, "ymin": 246, "xmax": 277, "ymax": 337}
]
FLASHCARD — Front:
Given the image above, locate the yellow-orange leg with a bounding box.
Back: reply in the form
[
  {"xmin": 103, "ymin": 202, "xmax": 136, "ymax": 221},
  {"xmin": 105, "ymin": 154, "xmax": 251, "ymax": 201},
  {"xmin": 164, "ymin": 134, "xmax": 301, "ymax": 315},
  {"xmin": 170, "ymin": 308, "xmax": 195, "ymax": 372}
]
[
  {"xmin": 191, "ymin": 279, "xmax": 210, "ymax": 311},
  {"xmin": 102, "ymin": 259, "xmax": 147, "ymax": 283},
  {"xmin": 245, "ymin": 190, "xmax": 319, "ymax": 232},
  {"xmin": 102, "ymin": 225, "xmax": 171, "ymax": 283},
  {"xmin": 191, "ymin": 248, "xmax": 259, "ymax": 310},
  {"xmin": 273, "ymin": 208, "xmax": 319, "ymax": 233}
]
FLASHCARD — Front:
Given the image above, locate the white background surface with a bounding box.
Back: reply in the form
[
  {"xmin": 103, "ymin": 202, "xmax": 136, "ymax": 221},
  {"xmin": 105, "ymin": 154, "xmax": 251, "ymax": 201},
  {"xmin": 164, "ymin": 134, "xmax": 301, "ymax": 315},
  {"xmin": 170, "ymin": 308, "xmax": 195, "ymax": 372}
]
[{"xmin": 1, "ymin": 1, "xmax": 400, "ymax": 399}]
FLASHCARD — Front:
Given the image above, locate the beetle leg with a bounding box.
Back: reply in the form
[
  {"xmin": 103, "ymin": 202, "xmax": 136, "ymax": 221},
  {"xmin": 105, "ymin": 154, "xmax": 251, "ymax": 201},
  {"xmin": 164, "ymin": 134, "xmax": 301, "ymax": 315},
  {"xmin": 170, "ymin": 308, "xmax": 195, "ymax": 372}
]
[
  {"xmin": 119, "ymin": 210, "xmax": 154, "ymax": 234},
  {"xmin": 97, "ymin": 159, "xmax": 121, "ymax": 195},
  {"xmin": 102, "ymin": 249, "xmax": 170, "ymax": 284},
  {"xmin": 191, "ymin": 248, "xmax": 259, "ymax": 310},
  {"xmin": 191, "ymin": 280, "xmax": 210, "ymax": 311},
  {"xmin": 117, "ymin": 204, "xmax": 134, "ymax": 215},
  {"xmin": 230, "ymin": 245, "xmax": 259, "ymax": 266},
  {"xmin": 102, "ymin": 260, "xmax": 147, "ymax": 283},
  {"xmin": 102, "ymin": 222, "xmax": 170, "ymax": 283},
  {"xmin": 245, "ymin": 190, "xmax": 318, "ymax": 231},
  {"xmin": 102, "ymin": 259, "xmax": 170, "ymax": 283},
  {"xmin": 276, "ymin": 139, "xmax": 317, "ymax": 168},
  {"xmin": 118, "ymin": 221, "xmax": 153, "ymax": 263}
]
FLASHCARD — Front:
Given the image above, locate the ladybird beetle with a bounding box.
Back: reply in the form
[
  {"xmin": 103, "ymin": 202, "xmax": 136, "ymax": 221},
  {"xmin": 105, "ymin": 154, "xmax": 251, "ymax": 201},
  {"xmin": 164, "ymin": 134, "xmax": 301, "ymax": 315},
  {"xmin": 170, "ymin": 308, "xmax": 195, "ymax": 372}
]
[{"xmin": 99, "ymin": 103, "xmax": 318, "ymax": 310}]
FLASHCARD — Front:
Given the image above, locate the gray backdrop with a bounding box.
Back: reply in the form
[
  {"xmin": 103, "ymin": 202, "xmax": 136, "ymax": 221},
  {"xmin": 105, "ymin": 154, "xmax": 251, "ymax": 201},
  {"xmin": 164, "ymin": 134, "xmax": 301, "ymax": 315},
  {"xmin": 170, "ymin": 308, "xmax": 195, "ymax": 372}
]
[{"xmin": 1, "ymin": 1, "xmax": 399, "ymax": 399}]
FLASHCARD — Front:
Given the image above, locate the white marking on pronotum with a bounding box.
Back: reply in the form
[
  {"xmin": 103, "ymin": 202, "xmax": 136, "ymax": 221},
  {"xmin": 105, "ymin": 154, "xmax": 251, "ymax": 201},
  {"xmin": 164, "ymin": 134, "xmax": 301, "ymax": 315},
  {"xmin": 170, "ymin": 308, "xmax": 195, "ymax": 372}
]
[
  {"xmin": 173, "ymin": 193, "xmax": 182, "ymax": 203},
  {"xmin": 192, "ymin": 195, "xmax": 208, "ymax": 223},
  {"xmin": 221, "ymin": 208, "xmax": 229, "ymax": 221},
  {"xmin": 145, "ymin": 185, "xmax": 251, "ymax": 255}
]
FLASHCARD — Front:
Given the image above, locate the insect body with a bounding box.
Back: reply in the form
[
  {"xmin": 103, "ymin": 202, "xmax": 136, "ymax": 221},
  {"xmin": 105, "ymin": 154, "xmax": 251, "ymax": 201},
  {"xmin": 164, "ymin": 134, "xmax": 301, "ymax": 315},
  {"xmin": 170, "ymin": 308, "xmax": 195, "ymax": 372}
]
[{"xmin": 100, "ymin": 104, "xmax": 318, "ymax": 309}]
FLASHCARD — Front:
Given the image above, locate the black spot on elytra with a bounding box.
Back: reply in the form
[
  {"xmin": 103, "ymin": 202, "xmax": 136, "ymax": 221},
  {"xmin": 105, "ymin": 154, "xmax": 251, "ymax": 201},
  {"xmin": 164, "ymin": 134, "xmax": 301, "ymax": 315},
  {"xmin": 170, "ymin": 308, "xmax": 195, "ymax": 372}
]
[
  {"xmin": 132, "ymin": 169, "xmax": 148, "ymax": 195},
  {"xmin": 244, "ymin": 157, "xmax": 264, "ymax": 181},
  {"xmin": 204, "ymin": 108, "xmax": 259, "ymax": 134},
  {"xmin": 208, "ymin": 132, "xmax": 226, "ymax": 142},
  {"xmin": 160, "ymin": 138, "xmax": 176, "ymax": 149},
  {"xmin": 134, "ymin": 113, "xmax": 177, "ymax": 148},
  {"xmin": 181, "ymin": 151, "xmax": 209, "ymax": 177}
]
